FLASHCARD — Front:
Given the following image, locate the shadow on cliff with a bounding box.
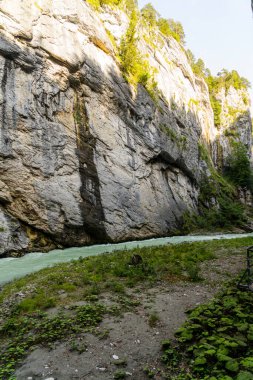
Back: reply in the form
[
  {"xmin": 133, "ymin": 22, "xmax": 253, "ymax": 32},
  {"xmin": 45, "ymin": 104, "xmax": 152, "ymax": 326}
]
[
  {"xmin": 68, "ymin": 50, "xmax": 209, "ymax": 240},
  {"xmin": 75, "ymin": 51, "xmax": 205, "ymax": 181}
]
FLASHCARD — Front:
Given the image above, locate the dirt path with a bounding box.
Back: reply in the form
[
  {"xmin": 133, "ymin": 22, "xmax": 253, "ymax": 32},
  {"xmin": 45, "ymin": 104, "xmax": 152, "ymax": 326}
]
[{"xmin": 14, "ymin": 253, "xmax": 245, "ymax": 380}]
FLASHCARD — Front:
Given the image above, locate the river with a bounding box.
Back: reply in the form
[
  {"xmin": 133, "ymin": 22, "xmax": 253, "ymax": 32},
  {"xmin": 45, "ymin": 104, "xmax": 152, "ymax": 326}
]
[{"xmin": 1, "ymin": 232, "xmax": 253, "ymax": 285}]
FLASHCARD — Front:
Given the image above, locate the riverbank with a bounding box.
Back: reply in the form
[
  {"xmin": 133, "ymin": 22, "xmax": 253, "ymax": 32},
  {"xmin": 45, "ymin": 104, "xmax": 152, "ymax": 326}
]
[
  {"xmin": 1, "ymin": 232, "xmax": 253, "ymax": 286},
  {"xmin": 0, "ymin": 237, "xmax": 252, "ymax": 379}
]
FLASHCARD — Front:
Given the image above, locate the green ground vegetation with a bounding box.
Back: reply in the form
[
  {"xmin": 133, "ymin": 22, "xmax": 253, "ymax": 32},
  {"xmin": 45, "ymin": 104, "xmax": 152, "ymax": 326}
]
[
  {"xmin": 161, "ymin": 280, "xmax": 253, "ymax": 379},
  {"xmin": 1, "ymin": 237, "xmax": 253, "ymax": 378}
]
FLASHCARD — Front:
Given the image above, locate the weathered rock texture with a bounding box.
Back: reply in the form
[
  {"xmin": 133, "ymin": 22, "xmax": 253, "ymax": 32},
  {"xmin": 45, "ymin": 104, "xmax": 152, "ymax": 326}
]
[
  {"xmin": 213, "ymin": 86, "xmax": 252, "ymax": 168},
  {"xmin": 0, "ymin": 0, "xmax": 251, "ymax": 255}
]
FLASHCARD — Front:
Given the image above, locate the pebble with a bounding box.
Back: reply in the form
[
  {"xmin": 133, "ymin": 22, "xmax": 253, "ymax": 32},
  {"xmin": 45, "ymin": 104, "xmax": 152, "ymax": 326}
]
[
  {"xmin": 45, "ymin": 378, "xmax": 55, "ymax": 380},
  {"xmin": 27, "ymin": 377, "xmax": 33, "ymax": 380},
  {"xmin": 96, "ymin": 367, "xmax": 107, "ymax": 371},
  {"xmin": 112, "ymin": 355, "xmax": 119, "ymax": 360},
  {"xmin": 17, "ymin": 292, "xmax": 25, "ymax": 297}
]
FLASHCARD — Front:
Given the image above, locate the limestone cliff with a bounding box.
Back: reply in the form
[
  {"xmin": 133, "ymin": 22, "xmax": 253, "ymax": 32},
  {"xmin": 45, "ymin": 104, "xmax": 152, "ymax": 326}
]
[
  {"xmin": 0, "ymin": 0, "xmax": 251, "ymax": 255},
  {"xmin": 213, "ymin": 86, "xmax": 252, "ymax": 167}
]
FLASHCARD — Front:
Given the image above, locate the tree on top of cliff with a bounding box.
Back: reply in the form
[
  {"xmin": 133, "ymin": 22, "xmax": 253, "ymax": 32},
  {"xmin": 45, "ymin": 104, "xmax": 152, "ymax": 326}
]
[
  {"xmin": 217, "ymin": 69, "xmax": 251, "ymax": 91},
  {"xmin": 140, "ymin": 3, "xmax": 185, "ymax": 44},
  {"xmin": 141, "ymin": 3, "xmax": 158, "ymax": 28},
  {"xmin": 157, "ymin": 18, "xmax": 185, "ymax": 44},
  {"xmin": 86, "ymin": 0, "xmax": 137, "ymax": 13}
]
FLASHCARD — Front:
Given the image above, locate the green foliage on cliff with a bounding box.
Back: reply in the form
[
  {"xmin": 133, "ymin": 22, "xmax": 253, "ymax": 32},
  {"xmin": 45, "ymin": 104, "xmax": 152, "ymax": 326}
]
[
  {"xmin": 186, "ymin": 49, "xmax": 251, "ymax": 128},
  {"xmin": 160, "ymin": 124, "xmax": 187, "ymax": 148},
  {"xmin": 86, "ymin": 0, "xmax": 137, "ymax": 13},
  {"xmin": 218, "ymin": 69, "xmax": 251, "ymax": 92},
  {"xmin": 119, "ymin": 10, "xmax": 158, "ymax": 97},
  {"xmin": 140, "ymin": 3, "xmax": 185, "ymax": 44},
  {"xmin": 205, "ymin": 71, "xmax": 250, "ymax": 128},
  {"xmin": 86, "ymin": 0, "xmax": 100, "ymax": 9},
  {"xmin": 225, "ymin": 142, "xmax": 253, "ymax": 190},
  {"xmin": 205, "ymin": 69, "xmax": 251, "ymax": 100},
  {"xmin": 187, "ymin": 50, "xmax": 251, "ymax": 93},
  {"xmin": 161, "ymin": 18, "xmax": 185, "ymax": 43},
  {"xmin": 141, "ymin": 2, "xmax": 158, "ymax": 28},
  {"xmin": 157, "ymin": 18, "xmax": 185, "ymax": 43},
  {"xmin": 210, "ymin": 96, "xmax": 222, "ymax": 127},
  {"xmin": 187, "ymin": 49, "xmax": 209, "ymax": 78},
  {"xmin": 183, "ymin": 144, "xmax": 247, "ymax": 232}
]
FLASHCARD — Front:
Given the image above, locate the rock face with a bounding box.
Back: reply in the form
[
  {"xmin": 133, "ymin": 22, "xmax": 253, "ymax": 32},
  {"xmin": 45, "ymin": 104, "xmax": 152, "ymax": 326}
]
[
  {"xmin": 213, "ymin": 86, "xmax": 252, "ymax": 168},
  {"xmin": 0, "ymin": 0, "xmax": 251, "ymax": 255}
]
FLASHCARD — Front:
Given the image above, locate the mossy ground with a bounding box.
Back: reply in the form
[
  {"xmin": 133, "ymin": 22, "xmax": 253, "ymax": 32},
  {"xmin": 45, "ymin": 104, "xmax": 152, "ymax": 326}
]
[{"xmin": 0, "ymin": 237, "xmax": 253, "ymax": 379}]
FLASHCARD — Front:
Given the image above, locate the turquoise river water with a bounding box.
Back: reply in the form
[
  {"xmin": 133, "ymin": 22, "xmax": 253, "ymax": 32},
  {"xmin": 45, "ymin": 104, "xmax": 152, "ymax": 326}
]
[{"xmin": 0, "ymin": 233, "xmax": 253, "ymax": 285}]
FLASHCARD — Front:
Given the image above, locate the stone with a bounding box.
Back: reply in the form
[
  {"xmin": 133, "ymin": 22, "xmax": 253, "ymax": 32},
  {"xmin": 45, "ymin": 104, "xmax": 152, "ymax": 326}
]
[{"xmin": 0, "ymin": 180, "xmax": 12, "ymax": 203}]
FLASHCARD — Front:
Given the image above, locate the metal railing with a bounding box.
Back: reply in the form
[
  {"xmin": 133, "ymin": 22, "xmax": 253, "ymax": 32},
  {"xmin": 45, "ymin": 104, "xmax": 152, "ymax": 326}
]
[{"xmin": 237, "ymin": 245, "xmax": 253, "ymax": 291}]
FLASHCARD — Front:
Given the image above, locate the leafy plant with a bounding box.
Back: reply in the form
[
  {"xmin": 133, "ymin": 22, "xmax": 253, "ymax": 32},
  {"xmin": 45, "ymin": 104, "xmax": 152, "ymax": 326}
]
[{"xmin": 161, "ymin": 282, "xmax": 253, "ymax": 379}]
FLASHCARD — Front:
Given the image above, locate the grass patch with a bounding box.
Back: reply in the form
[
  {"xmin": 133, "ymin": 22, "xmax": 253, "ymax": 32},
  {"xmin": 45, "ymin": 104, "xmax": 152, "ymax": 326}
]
[
  {"xmin": 161, "ymin": 280, "xmax": 253, "ymax": 379},
  {"xmin": 0, "ymin": 303, "xmax": 107, "ymax": 379},
  {"xmin": 148, "ymin": 312, "xmax": 160, "ymax": 327}
]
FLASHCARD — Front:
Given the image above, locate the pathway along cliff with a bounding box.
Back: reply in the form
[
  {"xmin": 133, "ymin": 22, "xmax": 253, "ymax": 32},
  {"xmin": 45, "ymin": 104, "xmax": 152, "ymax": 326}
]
[{"xmin": 1, "ymin": 232, "xmax": 253, "ymax": 285}]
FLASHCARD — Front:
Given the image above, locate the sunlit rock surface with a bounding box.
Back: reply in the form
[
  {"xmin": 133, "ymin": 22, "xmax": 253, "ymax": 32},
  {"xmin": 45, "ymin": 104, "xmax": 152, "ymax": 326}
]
[{"xmin": 0, "ymin": 0, "xmax": 251, "ymax": 255}]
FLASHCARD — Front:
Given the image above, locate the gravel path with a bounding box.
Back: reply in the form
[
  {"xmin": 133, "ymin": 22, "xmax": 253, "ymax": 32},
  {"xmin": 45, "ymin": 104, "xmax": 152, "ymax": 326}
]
[{"xmin": 14, "ymin": 253, "xmax": 245, "ymax": 380}]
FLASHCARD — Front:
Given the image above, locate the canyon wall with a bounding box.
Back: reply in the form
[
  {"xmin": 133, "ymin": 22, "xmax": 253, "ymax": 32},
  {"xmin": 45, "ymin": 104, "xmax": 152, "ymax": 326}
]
[{"xmin": 0, "ymin": 0, "xmax": 251, "ymax": 255}]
